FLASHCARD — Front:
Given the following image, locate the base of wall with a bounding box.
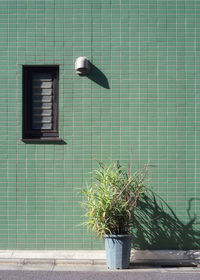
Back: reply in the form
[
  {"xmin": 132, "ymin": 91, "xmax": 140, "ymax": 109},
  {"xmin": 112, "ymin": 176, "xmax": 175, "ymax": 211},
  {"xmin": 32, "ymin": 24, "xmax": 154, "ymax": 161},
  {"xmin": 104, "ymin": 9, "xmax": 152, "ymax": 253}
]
[{"xmin": 0, "ymin": 250, "xmax": 200, "ymax": 265}]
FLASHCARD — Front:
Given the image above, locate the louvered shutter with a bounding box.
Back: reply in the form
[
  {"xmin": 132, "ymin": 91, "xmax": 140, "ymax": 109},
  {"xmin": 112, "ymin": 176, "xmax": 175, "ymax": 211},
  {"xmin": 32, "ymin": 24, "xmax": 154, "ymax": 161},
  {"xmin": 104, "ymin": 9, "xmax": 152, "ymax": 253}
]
[
  {"xmin": 22, "ymin": 66, "xmax": 59, "ymax": 140},
  {"xmin": 32, "ymin": 73, "xmax": 54, "ymax": 130}
]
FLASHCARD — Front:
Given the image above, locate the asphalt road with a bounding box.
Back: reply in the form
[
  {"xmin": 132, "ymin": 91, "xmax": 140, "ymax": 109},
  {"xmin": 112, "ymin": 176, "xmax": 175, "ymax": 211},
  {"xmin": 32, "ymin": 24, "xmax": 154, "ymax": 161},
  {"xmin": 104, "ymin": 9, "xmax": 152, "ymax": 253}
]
[{"xmin": 0, "ymin": 270, "xmax": 200, "ymax": 280}]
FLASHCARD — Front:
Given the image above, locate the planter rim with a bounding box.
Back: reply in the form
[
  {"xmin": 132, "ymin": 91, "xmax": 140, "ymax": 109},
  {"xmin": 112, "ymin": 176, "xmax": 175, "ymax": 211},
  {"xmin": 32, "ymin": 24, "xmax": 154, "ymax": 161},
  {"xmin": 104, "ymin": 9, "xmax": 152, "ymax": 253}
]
[{"xmin": 104, "ymin": 234, "xmax": 133, "ymax": 238}]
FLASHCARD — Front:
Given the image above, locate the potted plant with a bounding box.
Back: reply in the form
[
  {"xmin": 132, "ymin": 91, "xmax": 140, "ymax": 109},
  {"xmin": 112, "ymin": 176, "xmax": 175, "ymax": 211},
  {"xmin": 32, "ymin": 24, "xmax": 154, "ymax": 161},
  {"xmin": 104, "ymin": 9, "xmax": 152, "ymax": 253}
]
[{"xmin": 83, "ymin": 161, "xmax": 148, "ymax": 269}]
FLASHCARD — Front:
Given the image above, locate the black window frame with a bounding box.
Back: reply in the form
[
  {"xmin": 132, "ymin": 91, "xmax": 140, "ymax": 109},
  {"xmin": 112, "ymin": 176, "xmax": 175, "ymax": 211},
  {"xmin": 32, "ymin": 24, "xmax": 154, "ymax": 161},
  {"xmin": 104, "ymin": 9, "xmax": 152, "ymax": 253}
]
[{"xmin": 22, "ymin": 65, "xmax": 62, "ymax": 143}]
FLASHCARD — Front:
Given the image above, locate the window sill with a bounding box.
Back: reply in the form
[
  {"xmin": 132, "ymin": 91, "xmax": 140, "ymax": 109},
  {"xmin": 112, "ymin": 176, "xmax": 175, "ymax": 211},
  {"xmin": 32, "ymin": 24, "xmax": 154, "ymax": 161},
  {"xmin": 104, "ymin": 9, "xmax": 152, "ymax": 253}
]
[{"xmin": 21, "ymin": 138, "xmax": 66, "ymax": 144}]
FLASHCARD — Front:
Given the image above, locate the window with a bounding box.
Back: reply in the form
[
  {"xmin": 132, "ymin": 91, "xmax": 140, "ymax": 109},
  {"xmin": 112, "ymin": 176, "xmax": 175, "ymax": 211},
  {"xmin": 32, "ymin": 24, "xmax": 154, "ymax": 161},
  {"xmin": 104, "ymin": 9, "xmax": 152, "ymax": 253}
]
[{"xmin": 22, "ymin": 66, "xmax": 61, "ymax": 142}]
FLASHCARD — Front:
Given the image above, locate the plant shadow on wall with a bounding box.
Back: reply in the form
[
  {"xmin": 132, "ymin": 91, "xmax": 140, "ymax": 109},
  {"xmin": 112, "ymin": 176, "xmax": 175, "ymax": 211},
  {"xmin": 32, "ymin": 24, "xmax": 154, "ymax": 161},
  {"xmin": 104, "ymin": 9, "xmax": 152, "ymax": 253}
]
[
  {"xmin": 87, "ymin": 63, "xmax": 110, "ymax": 89},
  {"xmin": 132, "ymin": 191, "xmax": 200, "ymax": 250}
]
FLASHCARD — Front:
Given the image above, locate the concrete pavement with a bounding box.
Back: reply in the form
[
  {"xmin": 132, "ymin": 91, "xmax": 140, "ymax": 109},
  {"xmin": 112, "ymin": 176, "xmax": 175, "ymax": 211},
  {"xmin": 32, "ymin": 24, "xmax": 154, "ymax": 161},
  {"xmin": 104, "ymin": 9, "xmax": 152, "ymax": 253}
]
[{"xmin": 0, "ymin": 250, "xmax": 199, "ymax": 272}]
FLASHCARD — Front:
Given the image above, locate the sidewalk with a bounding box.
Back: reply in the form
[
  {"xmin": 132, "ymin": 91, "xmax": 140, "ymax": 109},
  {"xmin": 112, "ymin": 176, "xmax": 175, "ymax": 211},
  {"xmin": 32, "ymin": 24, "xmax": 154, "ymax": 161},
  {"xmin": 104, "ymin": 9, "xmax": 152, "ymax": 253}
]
[{"xmin": 0, "ymin": 250, "xmax": 199, "ymax": 272}]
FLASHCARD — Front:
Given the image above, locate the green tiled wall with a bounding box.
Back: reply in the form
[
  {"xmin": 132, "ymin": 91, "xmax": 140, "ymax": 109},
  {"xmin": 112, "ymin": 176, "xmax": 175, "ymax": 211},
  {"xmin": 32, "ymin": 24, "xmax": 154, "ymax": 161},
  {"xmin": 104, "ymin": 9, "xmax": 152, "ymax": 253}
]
[{"xmin": 0, "ymin": 0, "xmax": 200, "ymax": 250}]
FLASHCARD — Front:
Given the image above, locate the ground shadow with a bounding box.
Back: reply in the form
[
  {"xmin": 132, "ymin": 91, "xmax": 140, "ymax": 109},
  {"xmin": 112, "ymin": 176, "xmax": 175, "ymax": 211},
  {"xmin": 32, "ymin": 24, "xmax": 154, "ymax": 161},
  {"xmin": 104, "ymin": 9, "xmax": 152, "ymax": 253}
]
[
  {"xmin": 132, "ymin": 191, "xmax": 200, "ymax": 250},
  {"xmin": 87, "ymin": 63, "xmax": 110, "ymax": 89}
]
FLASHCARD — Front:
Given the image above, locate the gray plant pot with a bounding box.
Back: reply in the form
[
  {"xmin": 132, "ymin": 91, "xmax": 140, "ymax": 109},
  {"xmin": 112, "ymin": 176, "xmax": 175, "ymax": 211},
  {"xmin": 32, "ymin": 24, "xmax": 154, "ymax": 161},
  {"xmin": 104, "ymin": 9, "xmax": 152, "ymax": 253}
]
[{"xmin": 104, "ymin": 234, "xmax": 132, "ymax": 269}]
